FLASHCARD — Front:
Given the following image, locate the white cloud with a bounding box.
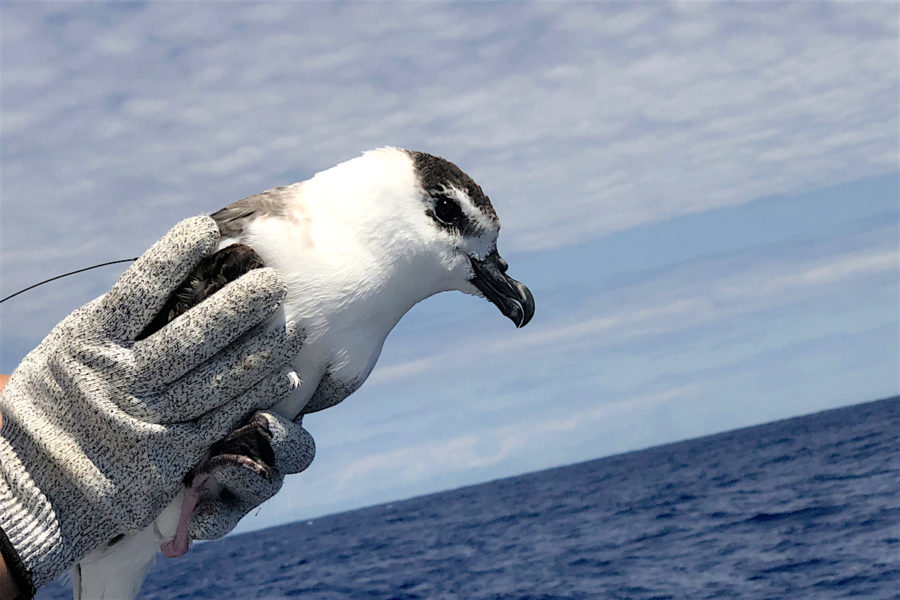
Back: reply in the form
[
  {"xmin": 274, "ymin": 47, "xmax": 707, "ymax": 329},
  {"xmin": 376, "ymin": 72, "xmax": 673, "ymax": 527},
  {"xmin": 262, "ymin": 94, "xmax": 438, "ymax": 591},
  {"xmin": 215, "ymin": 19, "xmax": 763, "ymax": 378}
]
[{"xmin": 369, "ymin": 244, "xmax": 899, "ymax": 387}]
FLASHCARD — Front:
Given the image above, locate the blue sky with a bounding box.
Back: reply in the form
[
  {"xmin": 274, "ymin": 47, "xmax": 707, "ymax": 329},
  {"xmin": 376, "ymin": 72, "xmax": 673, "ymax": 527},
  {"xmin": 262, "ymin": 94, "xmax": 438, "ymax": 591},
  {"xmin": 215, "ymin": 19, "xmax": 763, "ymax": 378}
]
[{"xmin": 1, "ymin": 2, "xmax": 897, "ymax": 533}]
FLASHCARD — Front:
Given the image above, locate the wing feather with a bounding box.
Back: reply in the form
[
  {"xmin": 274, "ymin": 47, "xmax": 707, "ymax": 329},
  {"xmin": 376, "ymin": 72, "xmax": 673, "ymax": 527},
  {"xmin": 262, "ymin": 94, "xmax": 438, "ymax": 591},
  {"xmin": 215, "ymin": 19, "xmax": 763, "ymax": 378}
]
[{"xmin": 211, "ymin": 185, "xmax": 295, "ymax": 237}]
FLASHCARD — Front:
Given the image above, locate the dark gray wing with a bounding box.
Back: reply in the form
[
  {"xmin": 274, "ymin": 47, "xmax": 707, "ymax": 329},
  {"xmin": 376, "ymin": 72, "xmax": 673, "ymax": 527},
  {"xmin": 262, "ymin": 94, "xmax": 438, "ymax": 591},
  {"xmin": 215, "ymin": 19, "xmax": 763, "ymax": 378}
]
[
  {"xmin": 136, "ymin": 244, "xmax": 265, "ymax": 340},
  {"xmin": 211, "ymin": 185, "xmax": 295, "ymax": 238}
]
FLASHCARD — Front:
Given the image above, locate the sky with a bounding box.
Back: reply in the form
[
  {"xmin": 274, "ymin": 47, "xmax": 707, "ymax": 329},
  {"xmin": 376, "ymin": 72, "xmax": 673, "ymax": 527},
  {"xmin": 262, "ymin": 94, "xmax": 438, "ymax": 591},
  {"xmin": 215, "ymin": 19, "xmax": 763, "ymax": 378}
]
[{"xmin": 0, "ymin": 2, "xmax": 898, "ymax": 534}]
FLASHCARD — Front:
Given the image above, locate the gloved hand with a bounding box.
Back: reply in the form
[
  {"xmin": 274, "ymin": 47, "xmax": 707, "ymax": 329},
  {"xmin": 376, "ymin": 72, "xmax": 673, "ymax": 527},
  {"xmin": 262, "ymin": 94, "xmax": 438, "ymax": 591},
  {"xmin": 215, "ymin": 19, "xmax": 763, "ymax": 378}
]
[
  {"xmin": 0, "ymin": 216, "xmax": 302, "ymax": 595},
  {"xmin": 187, "ymin": 411, "xmax": 315, "ymax": 541}
]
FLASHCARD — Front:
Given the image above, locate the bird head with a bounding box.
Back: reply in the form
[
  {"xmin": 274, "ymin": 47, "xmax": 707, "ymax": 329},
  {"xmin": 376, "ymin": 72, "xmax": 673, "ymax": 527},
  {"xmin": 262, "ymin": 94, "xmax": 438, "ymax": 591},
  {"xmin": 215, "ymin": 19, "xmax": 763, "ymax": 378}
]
[
  {"xmin": 405, "ymin": 150, "xmax": 535, "ymax": 328},
  {"xmin": 305, "ymin": 147, "xmax": 534, "ymax": 328}
]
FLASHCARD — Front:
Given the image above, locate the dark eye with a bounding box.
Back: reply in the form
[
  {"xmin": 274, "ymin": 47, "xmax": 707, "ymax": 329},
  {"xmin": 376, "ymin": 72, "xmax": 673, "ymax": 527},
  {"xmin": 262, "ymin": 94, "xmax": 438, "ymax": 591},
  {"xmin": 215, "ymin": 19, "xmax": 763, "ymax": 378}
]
[{"xmin": 434, "ymin": 196, "xmax": 463, "ymax": 225}]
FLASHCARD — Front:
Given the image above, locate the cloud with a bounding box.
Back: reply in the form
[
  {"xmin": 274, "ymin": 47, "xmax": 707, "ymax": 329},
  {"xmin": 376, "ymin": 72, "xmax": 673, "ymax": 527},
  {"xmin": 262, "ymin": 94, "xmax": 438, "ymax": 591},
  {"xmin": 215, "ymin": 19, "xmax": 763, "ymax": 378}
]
[
  {"xmin": 329, "ymin": 384, "xmax": 695, "ymax": 491},
  {"xmin": 369, "ymin": 242, "xmax": 899, "ymax": 387},
  {"xmin": 2, "ymin": 4, "xmax": 896, "ymax": 330},
  {"xmin": 2, "ymin": 3, "xmax": 897, "ymax": 271}
]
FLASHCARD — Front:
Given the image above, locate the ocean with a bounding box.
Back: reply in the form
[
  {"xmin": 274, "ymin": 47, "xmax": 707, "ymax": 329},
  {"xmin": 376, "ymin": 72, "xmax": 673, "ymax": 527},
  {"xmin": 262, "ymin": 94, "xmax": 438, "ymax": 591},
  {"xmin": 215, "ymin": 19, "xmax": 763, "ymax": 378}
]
[{"xmin": 38, "ymin": 396, "xmax": 899, "ymax": 599}]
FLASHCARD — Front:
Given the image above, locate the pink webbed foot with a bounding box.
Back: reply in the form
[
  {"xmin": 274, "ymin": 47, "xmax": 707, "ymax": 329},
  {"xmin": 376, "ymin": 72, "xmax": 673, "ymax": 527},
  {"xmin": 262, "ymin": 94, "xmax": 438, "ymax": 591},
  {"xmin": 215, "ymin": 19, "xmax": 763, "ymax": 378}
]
[{"xmin": 160, "ymin": 473, "xmax": 209, "ymax": 558}]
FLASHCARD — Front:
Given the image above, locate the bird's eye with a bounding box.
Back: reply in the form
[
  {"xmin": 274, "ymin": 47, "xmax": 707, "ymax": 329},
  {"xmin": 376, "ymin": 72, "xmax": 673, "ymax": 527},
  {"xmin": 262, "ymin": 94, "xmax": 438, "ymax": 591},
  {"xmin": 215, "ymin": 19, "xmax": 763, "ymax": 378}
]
[{"xmin": 434, "ymin": 196, "xmax": 463, "ymax": 225}]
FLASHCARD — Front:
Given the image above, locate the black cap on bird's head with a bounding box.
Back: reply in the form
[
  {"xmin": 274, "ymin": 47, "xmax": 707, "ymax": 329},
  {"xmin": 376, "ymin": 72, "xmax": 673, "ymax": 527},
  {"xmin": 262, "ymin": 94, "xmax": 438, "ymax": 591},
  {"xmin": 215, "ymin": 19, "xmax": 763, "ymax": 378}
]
[{"xmin": 407, "ymin": 150, "xmax": 535, "ymax": 328}]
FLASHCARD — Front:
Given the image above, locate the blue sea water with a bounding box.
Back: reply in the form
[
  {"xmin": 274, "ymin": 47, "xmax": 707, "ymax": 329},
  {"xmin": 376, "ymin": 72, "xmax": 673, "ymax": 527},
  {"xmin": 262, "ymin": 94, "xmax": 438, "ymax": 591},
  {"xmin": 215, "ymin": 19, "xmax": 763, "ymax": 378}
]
[{"xmin": 38, "ymin": 396, "xmax": 899, "ymax": 599}]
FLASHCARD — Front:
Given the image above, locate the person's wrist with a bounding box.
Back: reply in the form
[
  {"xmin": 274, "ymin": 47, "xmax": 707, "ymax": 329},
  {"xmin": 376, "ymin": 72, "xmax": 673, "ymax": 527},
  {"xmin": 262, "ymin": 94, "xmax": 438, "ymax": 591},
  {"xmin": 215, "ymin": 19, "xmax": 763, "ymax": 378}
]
[
  {"xmin": 0, "ymin": 374, "xmax": 21, "ymax": 600},
  {"xmin": 0, "ymin": 553, "xmax": 18, "ymax": 600},
  {"xmin": 0, "ymin": 527, "xmax": 27, "ymax": 600},
  {"xmin": 0, "ymin": 551, "xmax": 20, "ymax": 600}
]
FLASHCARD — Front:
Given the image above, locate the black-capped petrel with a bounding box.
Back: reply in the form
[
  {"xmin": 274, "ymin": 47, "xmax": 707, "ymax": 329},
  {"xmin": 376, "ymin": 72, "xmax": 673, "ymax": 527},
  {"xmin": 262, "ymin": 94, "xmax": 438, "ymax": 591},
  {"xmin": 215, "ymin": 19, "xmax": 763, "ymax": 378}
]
[{"xmin": 73, "ymin": 147, "xmax": 535, "ymax": 600}]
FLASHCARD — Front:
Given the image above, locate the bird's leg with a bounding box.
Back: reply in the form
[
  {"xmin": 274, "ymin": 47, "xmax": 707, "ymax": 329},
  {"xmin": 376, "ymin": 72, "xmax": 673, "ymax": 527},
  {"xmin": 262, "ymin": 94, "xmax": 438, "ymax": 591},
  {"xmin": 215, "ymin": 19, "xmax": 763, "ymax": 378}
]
[
  {"xmin": 159, "ymin": 473, "xmax": 208, "ymax": 558},
  {"xmin": 159, "ymin": 414, "xmax": 276, "ymax": 557}
]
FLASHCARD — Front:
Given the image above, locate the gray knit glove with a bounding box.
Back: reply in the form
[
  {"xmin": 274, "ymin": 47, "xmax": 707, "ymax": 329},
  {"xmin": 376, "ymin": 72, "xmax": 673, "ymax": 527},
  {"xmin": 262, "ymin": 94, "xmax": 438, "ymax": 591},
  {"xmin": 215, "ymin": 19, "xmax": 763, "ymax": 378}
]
[
  {"xmin": 0, "ymin": 217, "xmax": 302, "ymax": 593},
  {"xmin": 187, "ymin": 411, "xmax": 315, "ymax": 541}
]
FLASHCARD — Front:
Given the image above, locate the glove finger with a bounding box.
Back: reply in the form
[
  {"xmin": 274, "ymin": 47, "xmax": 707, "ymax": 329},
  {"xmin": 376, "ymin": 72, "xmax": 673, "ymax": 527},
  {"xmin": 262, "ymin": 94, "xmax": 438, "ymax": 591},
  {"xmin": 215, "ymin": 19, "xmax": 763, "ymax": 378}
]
[
  {"xmin": 141, "ymin": 322, "xmax": 302, "ymax": 423},
  {"xmin": 189, "ymin": 502, "xmax": 243, "ymax": 540},
  {"xmin": 258, "ymin": 411, "xmax": 316, "ymax": 475},
  {"xmin": 189, "ymin": 454, "xmax": 285, "ymax": 540},
  {"xmin": 132, "ymin": 268, "xmax": 287, "ymax": 387},
  {"xmin": 190, "ymin": 368, "xmax": 301, "ymax": 445},
  {"xmin": 188, "ymin": 488, "xmax": 260, "ymax": 541},
  {"xmin": 101, "ymin": 217, "xmax": 219, "ymax": 340},
  {"xmin": 207, "ymin": 459, "xmax": 281, "ymax": 505}
]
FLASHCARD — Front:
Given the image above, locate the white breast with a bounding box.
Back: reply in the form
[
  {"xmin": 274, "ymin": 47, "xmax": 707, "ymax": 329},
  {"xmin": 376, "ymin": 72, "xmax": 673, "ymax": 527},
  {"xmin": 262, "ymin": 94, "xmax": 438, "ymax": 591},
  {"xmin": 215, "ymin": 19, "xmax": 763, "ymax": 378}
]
[{"xmin": 229, "ymin": 211, "xmax": 402, "ymax": 418}]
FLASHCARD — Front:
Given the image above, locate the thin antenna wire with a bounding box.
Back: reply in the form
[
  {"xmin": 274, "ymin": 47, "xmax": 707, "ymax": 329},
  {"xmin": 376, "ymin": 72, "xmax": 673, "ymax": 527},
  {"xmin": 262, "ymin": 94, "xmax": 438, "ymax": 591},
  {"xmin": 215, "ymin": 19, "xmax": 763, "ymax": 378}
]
[{"xmin": 0, "ymin": 258, "xmax": 138, "ymax": 304}]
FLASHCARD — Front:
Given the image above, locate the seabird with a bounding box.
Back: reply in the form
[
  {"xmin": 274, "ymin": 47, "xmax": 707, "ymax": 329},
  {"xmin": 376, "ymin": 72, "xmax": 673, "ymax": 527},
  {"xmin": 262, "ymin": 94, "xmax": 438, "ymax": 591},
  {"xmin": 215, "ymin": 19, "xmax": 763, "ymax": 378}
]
[{"xmin": 73, "ymin": 147, "xmax": 535, "ymax": 599}]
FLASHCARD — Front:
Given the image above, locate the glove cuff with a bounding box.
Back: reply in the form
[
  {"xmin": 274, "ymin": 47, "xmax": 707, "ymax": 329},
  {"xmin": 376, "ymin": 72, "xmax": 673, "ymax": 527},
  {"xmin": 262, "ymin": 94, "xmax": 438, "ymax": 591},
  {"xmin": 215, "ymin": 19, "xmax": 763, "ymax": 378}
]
[{"xmin": 0, "ymin": 433, "xmax": 67, "ymax": 590}]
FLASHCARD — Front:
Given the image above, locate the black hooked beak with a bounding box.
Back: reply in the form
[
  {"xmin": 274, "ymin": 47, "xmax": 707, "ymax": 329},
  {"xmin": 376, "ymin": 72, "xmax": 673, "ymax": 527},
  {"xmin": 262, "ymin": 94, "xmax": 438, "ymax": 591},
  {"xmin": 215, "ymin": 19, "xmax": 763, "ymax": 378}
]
[{"xmin": 469, "ymin": 251, "xmax": 535, "ymax": 328}]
